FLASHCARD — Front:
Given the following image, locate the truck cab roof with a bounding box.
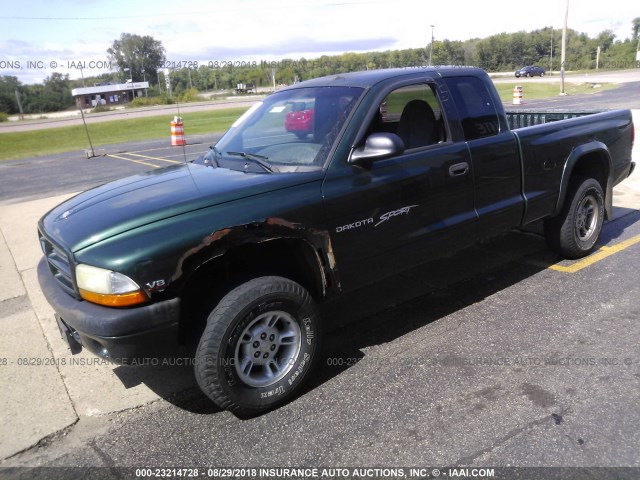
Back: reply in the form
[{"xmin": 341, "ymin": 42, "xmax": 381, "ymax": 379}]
[{"xmin": 282, "ymin": 67, "xmax": 490, "ymax": 90}]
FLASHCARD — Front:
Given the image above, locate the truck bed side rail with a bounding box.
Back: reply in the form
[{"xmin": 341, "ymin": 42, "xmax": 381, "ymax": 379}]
[{"xmin": 505, "ymin": 110, "xmax": 601, "ymax": 129}]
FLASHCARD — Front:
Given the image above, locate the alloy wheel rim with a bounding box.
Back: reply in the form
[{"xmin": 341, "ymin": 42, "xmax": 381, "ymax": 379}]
[
  {"xmin": 575, "ymin": 195, "xmax": 599, "ymax": 242},
  {"xmin": 234, "ymin": 310, "xmax": 301, "ymax": 387}
]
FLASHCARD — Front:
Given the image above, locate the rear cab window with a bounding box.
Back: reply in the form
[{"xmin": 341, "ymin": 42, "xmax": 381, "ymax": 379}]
[{"xmin": 443, "ymin": 76, "xmax": 500, "ymax": 141}]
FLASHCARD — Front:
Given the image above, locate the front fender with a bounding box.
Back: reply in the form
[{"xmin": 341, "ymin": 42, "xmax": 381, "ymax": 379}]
[{"xmin": 173, "ymin": 217, "xmax": 336, "ymax": 298}]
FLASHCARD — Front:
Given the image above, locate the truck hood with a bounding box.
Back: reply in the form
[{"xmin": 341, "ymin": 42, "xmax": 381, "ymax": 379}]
[{"xmin": 40, "ymin": 163, "xmax": 322, "ymax": 252}]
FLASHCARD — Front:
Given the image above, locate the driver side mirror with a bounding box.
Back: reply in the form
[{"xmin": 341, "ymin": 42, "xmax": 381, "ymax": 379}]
[{"xmin": 349, "ymin": 132, "xmax": 405, "ymax": 166}]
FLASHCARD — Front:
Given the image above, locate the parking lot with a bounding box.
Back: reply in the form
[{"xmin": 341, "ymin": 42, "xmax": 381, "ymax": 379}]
[
  {"xmin": 0, "ymin": 136, "xmax": 218, "ymax": 204},
  {"xmin": 0, "ymin": 88, "xmax": 639, "ymax": 474}
]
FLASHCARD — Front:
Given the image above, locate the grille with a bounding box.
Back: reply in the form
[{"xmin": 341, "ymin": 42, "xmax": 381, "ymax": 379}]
[{"xmin": 39, "ymin": 231, "xmax": 78, "ymax": 298}]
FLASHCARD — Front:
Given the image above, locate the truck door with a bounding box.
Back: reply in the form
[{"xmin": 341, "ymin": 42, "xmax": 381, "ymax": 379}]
[
  {"xmin": 443, "ymin": 76, "xmax": 525, "ymax": 237},
  {"xmin": 321, "ymin": 81, "xmax": 478, "ymax": 291}
]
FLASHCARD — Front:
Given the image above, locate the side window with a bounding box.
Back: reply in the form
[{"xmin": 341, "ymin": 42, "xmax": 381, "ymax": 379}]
[
  {"xmin": 444, "ymin": 76, "xmax": 500, "ymax": 141},
  {"xmin": 367, "ymin": 83, "xmax": 446, "ymax": 150}
]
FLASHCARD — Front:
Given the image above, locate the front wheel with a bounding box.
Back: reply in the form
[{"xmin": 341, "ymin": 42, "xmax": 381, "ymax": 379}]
[
  {"xmin": 195, "ymin": 276, "xmax": 321, "ymax": 415},
  {"xmin": 544, "ymin": 177, "xmax": 605, "ymax": 259},
  {"xmin": 540, "ymin": 72, "xmax": 545, "ymax": 77}
]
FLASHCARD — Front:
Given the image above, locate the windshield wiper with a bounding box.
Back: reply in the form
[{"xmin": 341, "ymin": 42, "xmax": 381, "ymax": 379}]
[
  {"xmin": 227, "ymin": 151, "xmax": 279, "ymax": 173},
  {"xmin": 209, "ymin": 146, "xmax": 221, "ymax": 167}
]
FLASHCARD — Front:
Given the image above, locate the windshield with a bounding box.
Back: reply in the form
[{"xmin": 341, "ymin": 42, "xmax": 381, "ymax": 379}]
[{"xmin": 212, "ymin": 86, "xmax": 364, "ymax": 173}]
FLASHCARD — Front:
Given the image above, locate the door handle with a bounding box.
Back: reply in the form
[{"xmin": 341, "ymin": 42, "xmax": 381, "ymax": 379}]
[{"xmin": 448, "ymin": 162, "xmax": 469, "ymax": 177}]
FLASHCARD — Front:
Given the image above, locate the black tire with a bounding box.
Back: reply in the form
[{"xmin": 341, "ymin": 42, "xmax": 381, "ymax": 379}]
[
  {"xmin": 195, "ymin": 276, "xmax": 321, "ymax": 415},
  {"xmin": 540, "ymin": 72, "xmax": 545, "ymax": 77},
  {"xmin": 294, "ymin": 132, "xmax": 308, "ymax": 139},
  {"xmin": 544, "ymin": 177, "xmax": 605, "ymax": 259},
  {"xmin": 526, "ymin": 72, "xmax": 531, "ymax": 77}
]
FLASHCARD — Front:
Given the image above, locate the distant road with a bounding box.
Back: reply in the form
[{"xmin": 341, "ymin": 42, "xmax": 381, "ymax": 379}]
[
  {"xmin": 504, "ymin": 81, "xmax": 640, "ymax": 110},
  {"xmin": 497, "ymin": 69, "xmax": 640, "ymax": 110},
  {"xmin": 493, "ymin": 68, "xmax": 640, "ymax": 85},
  {"xmin": 0, "ymin": 97, "xmax": 260, "ymax": 133}
]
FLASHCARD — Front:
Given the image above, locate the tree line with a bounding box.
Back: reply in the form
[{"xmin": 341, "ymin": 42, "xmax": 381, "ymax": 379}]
[{"xmin": 1, "ymin": 19, "xmax": 638, "ymax": 116}]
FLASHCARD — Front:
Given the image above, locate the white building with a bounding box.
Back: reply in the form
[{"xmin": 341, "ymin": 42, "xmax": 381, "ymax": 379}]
[{"xmin": 71, "ymin": 81, "xmax": 149, "ymax": 108}]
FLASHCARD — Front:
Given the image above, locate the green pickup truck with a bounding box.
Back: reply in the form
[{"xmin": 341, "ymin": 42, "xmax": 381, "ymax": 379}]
[{"xmin": 38, "ymin": 67, "xmax": 635, "ymax": 415}]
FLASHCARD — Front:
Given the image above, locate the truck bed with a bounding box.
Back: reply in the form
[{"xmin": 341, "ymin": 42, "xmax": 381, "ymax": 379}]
[
  {"xmin": 507, "ymin": 109, "xmax": 634, "ymax": 224},
  {"xmin": 505, "ymin": 109, "xmax": 600, "ymax": 129}
]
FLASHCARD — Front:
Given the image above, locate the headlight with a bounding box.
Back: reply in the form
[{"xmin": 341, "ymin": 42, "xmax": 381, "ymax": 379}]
[{"xmin": 75, "ymin": 264, "xmax": 148, "ymax": 307}]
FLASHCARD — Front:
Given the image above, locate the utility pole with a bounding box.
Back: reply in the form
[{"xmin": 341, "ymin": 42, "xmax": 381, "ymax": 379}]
[
  {"xmin": 14, "ymin": 89, "xmax": 24, "ymax": 120},
  {"xmin": 596, "ymin": 46, "xmax": 601, "ymax": 70},
  {"xmin": 124, "ymin": 67, "xmax": 134, "ymax": 101},
  {"xmin": 549, "ymin": 30, "xmax": 553, "ymax": 75},
  {"xmin": 130, "ymin": 65, "xmax": 134, "ymax": 100},
  {"xmin": 429, "ymin": 25, "xmax": 435, "ymax": 66},
  {"xmin": 142, "ymin": 59, "xmax": 147, "ymax": 97},
  {"xmin": 164, "ymin": 68, "xmax": 172, "ymax": 97},
  {"xmin": 560, "ymin": 0, "xmax": 569, "ymax": 95},
  {"xmin": 78, "ymin": 104, "xmax": 96, "ymax": 158}
]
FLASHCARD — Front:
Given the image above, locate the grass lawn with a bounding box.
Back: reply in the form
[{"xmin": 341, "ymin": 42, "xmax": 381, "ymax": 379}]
[
  {"xmin": 493, "ymin": 82, "xmax": 618, "ymax": 103},
  {"xmin": 0, "ymin": 107, "xmax": 249, "ymax": 161}
]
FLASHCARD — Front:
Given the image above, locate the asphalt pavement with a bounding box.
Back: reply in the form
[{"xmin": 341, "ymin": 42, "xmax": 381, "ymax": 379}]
[
  {"xmin": 0, "ymin": 86, "xmax": 639, "ymax": 476},
  {"xmin": 0, "ymin": 135, "xmax": 219, "ymax": 204}
]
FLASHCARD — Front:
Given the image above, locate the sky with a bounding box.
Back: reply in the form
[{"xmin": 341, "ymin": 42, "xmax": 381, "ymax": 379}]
[{"xmin": 0, "ymin": 0, "xmax": 638, "ymax": 84}]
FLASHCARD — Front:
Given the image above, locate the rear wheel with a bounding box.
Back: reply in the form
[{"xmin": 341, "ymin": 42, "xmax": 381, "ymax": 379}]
[
  {"xmin": 195, "ymin": 276, "xmax": 321, "ymax": 415},
  {"xmin": 544, "ymin": 177, "xmax": 605, "ymax": 259},
  {"xmin": 540, "ymin": 72, "xmax": 545, "ymax": 77}
]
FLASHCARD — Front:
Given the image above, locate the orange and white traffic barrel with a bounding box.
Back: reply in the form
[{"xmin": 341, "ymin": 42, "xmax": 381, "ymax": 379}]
[
  {"xmin": 171, "ymin": 116, "xmax": 186, "ymax": 146},
  {"xmin": 512, "ymin": 86, "xmax": 524, "ymax": 105}
]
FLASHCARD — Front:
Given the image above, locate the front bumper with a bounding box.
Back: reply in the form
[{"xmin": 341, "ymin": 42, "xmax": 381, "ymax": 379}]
[{"xmin": 38, "ymin": 257, "xmax": 181, "ymax": 364}]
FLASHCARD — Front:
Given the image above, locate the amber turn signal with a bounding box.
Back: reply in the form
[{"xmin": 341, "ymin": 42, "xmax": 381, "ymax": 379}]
[{"xmin": 79, "ymin": 289, "xmax": 148, "ymax": 307}]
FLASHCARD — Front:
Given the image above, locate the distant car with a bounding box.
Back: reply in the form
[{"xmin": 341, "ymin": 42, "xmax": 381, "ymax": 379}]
[
  {"xmin": 285, "ymin": 101, "xmax": 314, "ymax": 138},
  {"xmin": 515, "ymin": 66, "xmax": 545, "ymax": 77}
]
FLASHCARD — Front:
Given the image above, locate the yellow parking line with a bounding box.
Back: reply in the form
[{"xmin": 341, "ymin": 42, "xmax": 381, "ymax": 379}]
[
  {"xmin": 126, "ymin": 144, "xmax": 204, "ymax": 154},
  {"xmin": 549, "ymin": 234, "xmax": 640, "ymax": 273},
  {"xmin": 107, "ymin": 153, "xmax": 159, "ymax": 169},
  {"xmin": 125, "ymin": 152, "xmax": 181, "ymax": 164},
  {"xmin": 153, "ymin": 150, "xmax": 208, "ymax": 159}
]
